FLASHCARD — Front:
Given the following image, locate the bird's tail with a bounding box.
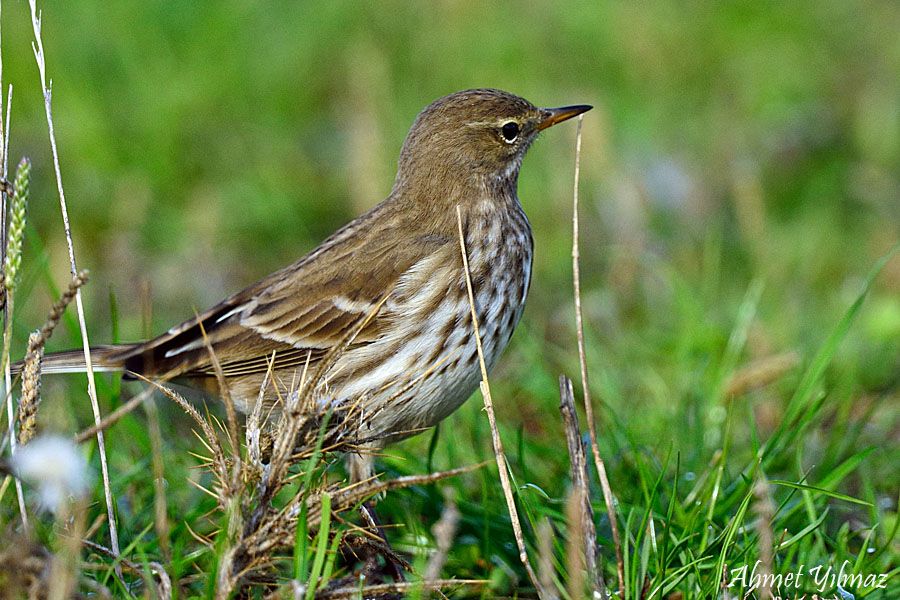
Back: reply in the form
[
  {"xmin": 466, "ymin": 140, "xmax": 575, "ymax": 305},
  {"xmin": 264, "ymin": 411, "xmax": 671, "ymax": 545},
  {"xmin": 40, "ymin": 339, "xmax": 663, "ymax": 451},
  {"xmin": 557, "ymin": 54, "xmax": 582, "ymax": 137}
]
[{"xmin": 11, "ymin": 344, "xmax": 135, "ymax": 376}]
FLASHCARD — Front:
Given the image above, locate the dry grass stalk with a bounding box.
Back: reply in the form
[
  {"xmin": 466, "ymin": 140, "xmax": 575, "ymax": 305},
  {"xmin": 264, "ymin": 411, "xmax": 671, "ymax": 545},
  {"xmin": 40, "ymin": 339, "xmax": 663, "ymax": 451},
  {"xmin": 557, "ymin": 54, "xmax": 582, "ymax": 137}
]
[
  {"xmin": 1, "ymin": 158, "xmax": 27, "ymax": 460},
  {"xmin": 16, "ymin": 332, "xmax": 42, "ymax": 445},
  {"xmin": 456, "ymin": 204, "xmax": 545, "ymax": 597},
  {"xmin": 753, "ymin": 475, "xmax": 775, "ymax": 599},
  {"xmin": 73, "ymin": 385, "xmax": 155, "ymax": 444},
  {"xmin": 230, "ymin": 467, "xmax": 477, "ymax": 593},
  {"xmin": 564, "ymin": 487, "xmax": 586, "ymax": 600},
  {"xmin": 28, "ymin": 0, "xmax": 120, "ymax": 560},
  {"xmin": 139, "ymin": 376, "xmax": 230, "ymax": 490},
  {"xmin": 2, "ymin": 159, "xmax": 26, "ymax": 286},
  {"xmin": 82, "ymin": 539, "xmax": 172, "ymax": 600},
  {"xmin": 559, "ymin": 376, "xmax": 606, "ymax": 598},
  {"xmin": 244, "ymin": 352, "xmax": 275, "ymax": 482},
  {"xmin": 33, "ymin": 269, "xmax": 89, "ymax": 344},
  {"xmin": 238, "ymin": 464, "xmax": 480, "ymax": 565},
  {"xmin": 536, "ymin": 518, "xmax": 559, "ymax": 600},
  {"xmin": 0, "ymin": 38, "xmax": 11, "ymax": 474},
  {"xmin": 146, "ymin": 364, "xmax": 245, "ymax": 597},
  {"xmin": 48, "ymin": 498, "xmax": 88, "ymax": 600},
  {"xmin": 141, "ymin": 285, "xmax": 172, "ymax": 561},
  {"xmin": 0, "ymin": 70, "xmax": 5, "ymax": 183},
  {"xmin": 2, "ymin": 86, "xmax": 9, "ymax": 184},
  {"xmin": 423, "ymin": 487, "xmax": 460, "ymax": 582},
  {"xmin": 2, "ymin": 156, "xmax": 30, "ymax": 525},
  {"xmin": 144, "ymin": 396, "xmax": 171, "ymax": 561},
  {"xmin": 138, "ymin": 310, "xmax": 479, "ymax": 595},
  {"xmin": 0, "ymin": 0, "xmax": 9, "ymax": 296},
  {"xmin": 724, "ymin": 351, "xmax": 800, "ymax": 398},
  {"xmin": 0, "ymin": 528, "xmax": 52, "ymax": 598},
  {"xmin": 138, "ymin": 279, "xmax": 171, "ymax": 560},
  {"xmin": 19, "ymin": 269, "xmax": 89, "ymax": 445},
  {"xmin": 263, "ymin": 296, "xmax": 387, "ymax": 499},
  {"xmin": 569, "ymin": 114, "xmax": 624, "ymax": 595},
  {"xmin": 197, "ymin": 317, "xmax": 241, "ymax": 469},
  {"xmin": 194, "ymin": 321, "xmax": 246, "ymax": 597},
  {"xmin": 210, "ymin": 301, "xmax": 388, "ymax": 594}
]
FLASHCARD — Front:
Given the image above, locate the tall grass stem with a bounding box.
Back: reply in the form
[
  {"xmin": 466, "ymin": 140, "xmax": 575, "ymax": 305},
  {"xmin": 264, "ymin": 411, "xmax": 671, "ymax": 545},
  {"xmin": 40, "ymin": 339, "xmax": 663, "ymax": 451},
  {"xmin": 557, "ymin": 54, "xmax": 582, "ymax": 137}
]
[
  {"xmin": 28, "ymin": 0, "xmax": 120, "ymax": 560},
  {"xmin": 569, "ymin": 114, "xmax": 624, "ymax": 594},
  {"xmin": 456, "ymin": 204, "xmax": 545, "ymax": 598}
]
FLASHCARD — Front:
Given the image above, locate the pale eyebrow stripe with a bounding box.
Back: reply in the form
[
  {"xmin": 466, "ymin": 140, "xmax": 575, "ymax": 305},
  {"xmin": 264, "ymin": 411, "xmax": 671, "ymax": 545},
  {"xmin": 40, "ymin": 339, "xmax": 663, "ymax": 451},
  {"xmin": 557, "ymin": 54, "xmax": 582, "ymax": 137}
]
[{"xmin": 466, "ymin": 118, "xmax": 520, "ymax": 128}]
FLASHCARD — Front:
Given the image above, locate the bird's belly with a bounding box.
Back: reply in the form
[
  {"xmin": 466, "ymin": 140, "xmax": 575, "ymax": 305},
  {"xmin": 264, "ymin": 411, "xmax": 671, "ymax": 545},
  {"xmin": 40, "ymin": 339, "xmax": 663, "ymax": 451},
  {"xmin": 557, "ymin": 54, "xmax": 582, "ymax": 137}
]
[{"xmin": 328, "ymin": 253, "xmax": 531, "ymax": 443}]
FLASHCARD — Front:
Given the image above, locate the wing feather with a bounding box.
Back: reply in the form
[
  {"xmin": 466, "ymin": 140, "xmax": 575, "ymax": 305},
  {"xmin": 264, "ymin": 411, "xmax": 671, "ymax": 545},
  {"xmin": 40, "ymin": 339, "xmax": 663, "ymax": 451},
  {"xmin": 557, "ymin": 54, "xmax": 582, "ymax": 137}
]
[{"xmin": 115, "ymin": 203, "xmax": 451, "ymax": 382}]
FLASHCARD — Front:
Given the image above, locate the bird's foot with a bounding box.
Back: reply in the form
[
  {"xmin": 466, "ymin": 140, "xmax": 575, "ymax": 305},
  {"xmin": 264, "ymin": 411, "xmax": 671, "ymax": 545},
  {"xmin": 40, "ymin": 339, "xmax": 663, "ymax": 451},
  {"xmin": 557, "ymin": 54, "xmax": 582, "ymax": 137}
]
[{"xmin": 354, "ymin": 501, "xmax": 409, "ymax": 583}]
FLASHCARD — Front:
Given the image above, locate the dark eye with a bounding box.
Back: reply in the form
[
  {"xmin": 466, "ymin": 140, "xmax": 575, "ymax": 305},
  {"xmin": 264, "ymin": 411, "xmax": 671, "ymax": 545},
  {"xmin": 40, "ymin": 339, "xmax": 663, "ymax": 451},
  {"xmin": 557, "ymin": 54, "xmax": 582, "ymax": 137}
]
[{"xmin": 500, "ymin": 121, "xmax": 520, "ymax": 142}]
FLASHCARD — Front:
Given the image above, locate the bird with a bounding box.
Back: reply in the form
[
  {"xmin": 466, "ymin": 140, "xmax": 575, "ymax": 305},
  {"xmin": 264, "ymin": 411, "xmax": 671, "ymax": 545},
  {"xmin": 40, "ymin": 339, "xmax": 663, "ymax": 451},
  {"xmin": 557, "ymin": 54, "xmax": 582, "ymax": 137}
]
[{"xmin": 25, "ymin": 88, "xmax": 590, "ymax": 480}]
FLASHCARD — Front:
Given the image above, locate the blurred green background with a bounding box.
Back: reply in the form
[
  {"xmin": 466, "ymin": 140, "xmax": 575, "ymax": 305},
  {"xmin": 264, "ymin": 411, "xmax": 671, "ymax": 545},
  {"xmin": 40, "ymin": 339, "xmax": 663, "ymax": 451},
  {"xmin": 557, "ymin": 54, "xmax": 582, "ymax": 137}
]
[
  {"xmin": 1, "ymin": 0, "xmax": 897, "ymax": 590},
  {"xmin": 4, "ymin": 0, "xmax": 898, "ymax": 490}
]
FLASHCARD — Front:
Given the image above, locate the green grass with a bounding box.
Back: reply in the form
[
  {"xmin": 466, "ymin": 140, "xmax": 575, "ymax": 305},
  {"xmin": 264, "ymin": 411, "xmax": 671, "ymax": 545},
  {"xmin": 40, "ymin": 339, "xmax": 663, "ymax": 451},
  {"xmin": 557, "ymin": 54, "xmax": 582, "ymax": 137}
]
[{"xmin": 0, "ymin": 1, "xmax": 898, "ymax": 598}]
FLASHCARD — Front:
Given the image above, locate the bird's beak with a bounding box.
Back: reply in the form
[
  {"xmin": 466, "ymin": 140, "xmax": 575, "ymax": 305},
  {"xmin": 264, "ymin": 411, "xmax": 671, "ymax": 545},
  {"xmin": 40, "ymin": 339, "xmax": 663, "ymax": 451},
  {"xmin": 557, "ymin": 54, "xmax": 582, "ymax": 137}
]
[{"xmin": 536, "ymin": 104, "xmax": 593, "ymax": 131}]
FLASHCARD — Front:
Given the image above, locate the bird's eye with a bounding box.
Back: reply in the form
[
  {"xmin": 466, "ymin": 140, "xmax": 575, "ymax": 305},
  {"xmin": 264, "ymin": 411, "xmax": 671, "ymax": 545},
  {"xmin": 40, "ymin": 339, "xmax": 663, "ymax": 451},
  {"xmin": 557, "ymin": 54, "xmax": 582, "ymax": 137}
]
[{"xmin": 500, "ymin": 121, "xmax": 520, "ymax": 142}]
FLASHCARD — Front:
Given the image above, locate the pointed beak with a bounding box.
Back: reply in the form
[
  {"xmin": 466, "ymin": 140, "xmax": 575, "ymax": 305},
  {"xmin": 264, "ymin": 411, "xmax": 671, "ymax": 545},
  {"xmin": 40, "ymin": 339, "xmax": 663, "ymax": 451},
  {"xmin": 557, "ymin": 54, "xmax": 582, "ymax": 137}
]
[{"xmin": 536, "ymin": 104, "xmax": 593, "ymax": 131}]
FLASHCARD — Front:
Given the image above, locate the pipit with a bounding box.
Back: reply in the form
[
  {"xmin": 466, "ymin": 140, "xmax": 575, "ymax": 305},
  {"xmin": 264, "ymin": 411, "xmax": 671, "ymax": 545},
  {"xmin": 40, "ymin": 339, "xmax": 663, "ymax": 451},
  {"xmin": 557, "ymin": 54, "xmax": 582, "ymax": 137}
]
[{"xmin": 30, "ymin": 89, "xmax": 590, "ymax": 479}]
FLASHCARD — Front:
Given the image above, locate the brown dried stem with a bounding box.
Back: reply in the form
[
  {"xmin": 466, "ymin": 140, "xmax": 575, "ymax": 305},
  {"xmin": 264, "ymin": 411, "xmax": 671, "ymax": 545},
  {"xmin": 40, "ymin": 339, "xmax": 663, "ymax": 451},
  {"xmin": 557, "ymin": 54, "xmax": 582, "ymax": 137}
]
[
  {"xmin": 570, "ymin": 114, "xmax": 624, "ymax": 594},
  {"xmin": 48, "ymin": 498, "xmax": 88, "ymax": 600},
  {"xmin": 241, "ymin": 463, "xmax": 482, "ymax": 559},
  {"xmin": 144, "ymin": 394, "xmax": 171, "ymax": 561},
  {"xmin": 559, "ymin": 375, "xmax": 606, "ymax": 598},
  {"xmin": 456, "ymin": 204, "xmax": 545, "ymax": 597},
  {"xmin": 16, "ymin": 332, "xmax": 42, "ymax": 445},
  {"xmin": 263, "ymin": 295, "xmax": 387, "ymax": 504},
  {"xmin": 2, "ymin": 156, "xmax": 29, "ymax": 524},
  {"xmin": 73, "ymin": 385, "xmax": 156, "ymax": 444},
  {"xmin": 81, "ymin": 539, "xmax": 172, "ymax": 600},
  {"xmin": 536, "ymin": 518, "xmax": 559, "ymax": 599},
  {"xmin": 564, "ymin": 487, "xmax": 586, "ymax": 600},
  {"xmin": 423, "ymin": 487, "xmax": 460, "ymax": 582},
  {"xmin": 724, "ymin": 351, "xmax": 800, "ymax": 398},
  {"xmin": 29, "ymin": 0, "xmax": 120, "ymax": 559},
  {"xmin": 19, "ymin": 269, "xmax": 89, "ymax": 445},
  {"xmin": 197, "ymin": 317, "xmax": 241, "ymax": 477},
  {"xmin": 136, "ymin": 279, "xmax": 171, "ymax": 560},
  {"xmin": 35, "ymin": 269, "xmax": 89, "ymax": 346},
  {"xmin": 137, "ymin": 376, "xmax": 230, "ymax": 491},
  {"xmin": 753, "ymin": 475, "xmax": 775, "ymax": 599}
]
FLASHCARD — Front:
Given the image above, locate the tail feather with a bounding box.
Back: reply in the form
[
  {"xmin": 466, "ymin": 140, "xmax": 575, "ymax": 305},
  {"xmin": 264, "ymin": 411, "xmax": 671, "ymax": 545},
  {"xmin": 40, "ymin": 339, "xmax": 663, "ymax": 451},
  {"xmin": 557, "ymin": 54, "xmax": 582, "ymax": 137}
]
[{"xmin": 12, "ymin": 344, "xmax": 135, "ymax": 375}]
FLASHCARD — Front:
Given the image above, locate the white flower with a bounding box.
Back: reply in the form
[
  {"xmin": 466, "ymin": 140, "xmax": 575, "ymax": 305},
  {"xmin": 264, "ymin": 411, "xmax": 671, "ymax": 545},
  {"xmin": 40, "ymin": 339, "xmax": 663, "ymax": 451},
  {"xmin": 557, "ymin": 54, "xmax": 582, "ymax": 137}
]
[{"xmin": 11, "ymin": 435, "xmax": 89, "ymax": 513}]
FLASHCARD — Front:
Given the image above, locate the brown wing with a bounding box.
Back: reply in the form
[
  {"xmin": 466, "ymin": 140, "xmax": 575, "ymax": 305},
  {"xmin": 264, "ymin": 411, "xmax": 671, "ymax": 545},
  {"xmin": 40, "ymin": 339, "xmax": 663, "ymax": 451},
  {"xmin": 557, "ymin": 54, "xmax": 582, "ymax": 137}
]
[{"xmin": 113, "ymin": 201, "xmax": 451, "ymax": 380}]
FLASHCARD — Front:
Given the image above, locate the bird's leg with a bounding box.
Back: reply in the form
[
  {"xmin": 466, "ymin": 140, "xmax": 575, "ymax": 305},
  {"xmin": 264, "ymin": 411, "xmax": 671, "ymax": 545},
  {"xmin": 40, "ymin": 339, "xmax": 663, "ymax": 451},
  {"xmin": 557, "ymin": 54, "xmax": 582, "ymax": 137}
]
[
  {"xmin": 346, "ymin": 450, "xmax": 408, "ymax": 582},
  {"xmin": 347, "ymin": 450, "xmax": 376, "ymax": 486},
  {"xmin": 359, "ymin": 500, "xmax": 408, "ymax": 581}
]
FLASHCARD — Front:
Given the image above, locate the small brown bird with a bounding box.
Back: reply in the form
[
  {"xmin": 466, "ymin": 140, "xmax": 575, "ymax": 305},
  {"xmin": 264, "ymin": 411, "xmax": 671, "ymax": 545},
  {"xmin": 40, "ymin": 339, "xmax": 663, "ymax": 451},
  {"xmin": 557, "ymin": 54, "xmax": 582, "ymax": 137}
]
[{"xmin": 33, "ymin": 89, "xmax": 589, "ymax": 478}]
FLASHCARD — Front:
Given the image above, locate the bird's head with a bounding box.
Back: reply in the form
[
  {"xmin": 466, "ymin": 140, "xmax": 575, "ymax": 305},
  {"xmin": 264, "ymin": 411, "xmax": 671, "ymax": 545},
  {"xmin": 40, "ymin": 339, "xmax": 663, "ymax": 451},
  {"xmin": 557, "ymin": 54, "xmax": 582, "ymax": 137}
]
[{"xmin": 395, "ymin": 89, "xmax": 591, "ymax": 190}]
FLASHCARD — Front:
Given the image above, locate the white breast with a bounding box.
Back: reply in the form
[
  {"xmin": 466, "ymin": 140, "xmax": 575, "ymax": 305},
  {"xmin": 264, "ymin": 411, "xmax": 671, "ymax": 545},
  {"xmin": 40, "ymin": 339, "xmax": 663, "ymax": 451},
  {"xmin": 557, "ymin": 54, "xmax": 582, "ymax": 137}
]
[{"xmin": 325, "ymin": 199, "xmax": 533, "ymax": 443}]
